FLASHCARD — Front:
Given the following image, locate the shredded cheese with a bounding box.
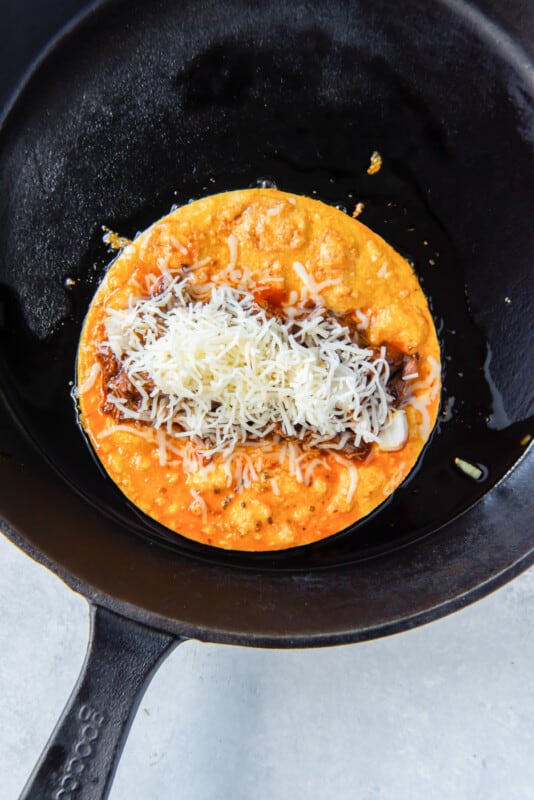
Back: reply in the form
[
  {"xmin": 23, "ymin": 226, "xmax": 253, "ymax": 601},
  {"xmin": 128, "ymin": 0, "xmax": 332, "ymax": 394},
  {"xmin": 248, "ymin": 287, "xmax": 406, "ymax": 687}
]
[
  {"xmin": 77, "ymin": 362, "xmax": 101, "ymax": 394},
  {"xmin": 170, "ymin": 235, "xmax": 189, "ymax": 255},
  {"xmin": 454, "ymin": 457, "xmax": 484, "ymax": 481},
  {"xmin": 96, "ymin": 424, "xmax": 155, "ymax": 441},
  {"xmin": 189, "ymin": 488, "xmax": 208, "ymax": 521},
  {"xmin": 228, "ymin": 234, "xmax": 238, "ymax": 267},
  {"xmin": 347, "ymin": 466, "xmax": 358, "ymax": 504},
  {"xmin": 377, "ymin": 263, "xmax": 389, "ymax": 278},
  {"xmin": 292, "ymin": 261, "xmax": 339, "ymax": 304},
  {"xmin": 354, "ymin": 310, "xmax": 369, "ymax": 330},
  {"xmin": 102, "ymin": 277, "xmax": 393, "ymax": 460},
  {"xmin": 405, "ymin": 355, "xmax": 441, "ymax": 437}
]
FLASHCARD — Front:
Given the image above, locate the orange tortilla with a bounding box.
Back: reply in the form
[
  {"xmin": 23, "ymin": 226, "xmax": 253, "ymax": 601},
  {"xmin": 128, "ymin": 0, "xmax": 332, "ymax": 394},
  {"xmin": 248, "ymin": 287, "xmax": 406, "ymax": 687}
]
[{"xmin": 77, "ymin": 189, "xmax": 441, "ymax": 550}]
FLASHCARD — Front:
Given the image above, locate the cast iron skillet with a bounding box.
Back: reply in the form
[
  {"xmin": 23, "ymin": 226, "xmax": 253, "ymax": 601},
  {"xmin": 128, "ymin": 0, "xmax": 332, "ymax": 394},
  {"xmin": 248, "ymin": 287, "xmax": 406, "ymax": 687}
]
[{"xmin": 0, "ymin": 0, "xmax": 533, "ymax": 797}]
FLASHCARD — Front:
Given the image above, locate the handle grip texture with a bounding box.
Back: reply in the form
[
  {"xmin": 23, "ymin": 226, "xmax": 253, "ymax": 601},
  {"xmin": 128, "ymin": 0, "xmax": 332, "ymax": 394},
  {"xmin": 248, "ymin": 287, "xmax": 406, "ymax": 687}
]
[{"xmin": 20, "ymin": 605, "xmax": 181, "ymax": 800}]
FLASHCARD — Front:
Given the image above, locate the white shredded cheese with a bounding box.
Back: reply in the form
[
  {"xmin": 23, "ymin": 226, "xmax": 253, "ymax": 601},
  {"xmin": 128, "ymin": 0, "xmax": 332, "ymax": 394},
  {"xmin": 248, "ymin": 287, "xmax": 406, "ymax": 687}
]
[
  {"xmin": 78, "ymin": 362, "xmax": 101, "ymax": 394},
  {"xmin": 170, "ymin": 235, "xmax": 189, "ymax": 255},
  {"xmin": 189, "ymin": 488, "xmax": 208, "ymax": 522},
  {"xmin": 96, "ymin": 424, "xmax": 155, "ymax": 441},
  {"xmin": 303, "ymin": 457, "xmax": 328, "ymax": 486},
  {"xmin": 101, "ymin": 278, "xmax": 394, "ymax": 461},
  {"xmin": 409, "ymin": 395, "xmax": 431, "ymax": 439},
  {"xmin": 377, "ymin": 263, "xmax": 389, "ymax": 278},
  {"xmin": 347, "ymin": 466, "xmax": 358, "ymax": 504},
  {"xmin": 188, "ymin": 256, "xmax": 211, "ymax": 271},
  {"xmin": 292, "ymin": 261, "xmax": 339, "ymax": 304},
  {"xmin": 228, "ymin": 234, "xmax": 238, "ymax": 267},
  {"xmin": 377, "ymin": 409, "xmax": 408, "ymax": 451},
  {"xmin": 454, "ymin": 457, "xmax": 484, "ymax": 481},
  {"xmin": 405, "ymin": 355, "xmax": 441, "ymax": 437},
  {"xmin": 354, "ymin": 310, "xmax": 369, "ymax": 330}
]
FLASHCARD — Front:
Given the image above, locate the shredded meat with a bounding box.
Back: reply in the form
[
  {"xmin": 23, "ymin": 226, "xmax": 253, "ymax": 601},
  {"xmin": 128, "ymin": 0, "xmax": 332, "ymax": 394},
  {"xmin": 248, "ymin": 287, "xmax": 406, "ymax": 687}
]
[
  {"xmin": 97, "ymin": 347, "xmax": 145, "ymax": 419},
  {"xmin": 96, "ymin": 308, "xmax": 417, "ymax": 458},
  {"xmin": 107, "ymin": 370, "xmax": 141, "ymax": 402},
  {"xmin": 97, "ymin": 346, "xmax": 120, "ymax": 380},
  {"xmin": 336, "ymin": 437, "xmax": 372, "ymax": 460},
  {"xmin": 387, "ymin": 353, "xmax": 419, "ymax": 407},
  {"xmin": 267, "ymin": 422, "xmax": 371, "ymax": 460}
]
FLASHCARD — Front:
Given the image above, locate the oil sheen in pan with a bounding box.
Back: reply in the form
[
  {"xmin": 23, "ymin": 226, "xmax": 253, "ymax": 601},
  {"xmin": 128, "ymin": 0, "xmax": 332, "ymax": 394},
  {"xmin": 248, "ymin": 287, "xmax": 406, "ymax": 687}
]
[
  {"xmin": 19, "ymin": 158, "xmax": 532, "ymax": 571},
  {"xmin": 75, "ymin": 187, "xmax": 442, "ymax": 552}
]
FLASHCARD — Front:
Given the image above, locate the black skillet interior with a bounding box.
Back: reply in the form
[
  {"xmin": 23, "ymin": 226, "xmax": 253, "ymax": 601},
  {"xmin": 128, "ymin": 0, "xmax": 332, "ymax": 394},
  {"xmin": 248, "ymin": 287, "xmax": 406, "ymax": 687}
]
[{"xmin": 0, "ymin": 0, "xmax": 532, "ymax": 639}]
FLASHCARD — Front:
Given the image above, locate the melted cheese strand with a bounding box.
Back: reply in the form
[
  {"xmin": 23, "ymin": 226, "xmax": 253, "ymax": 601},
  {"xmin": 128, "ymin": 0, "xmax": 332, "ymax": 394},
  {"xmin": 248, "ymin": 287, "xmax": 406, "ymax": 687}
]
[{"xmin": 77, "ymin": 362, "xmax": 101, "ymax": 394}]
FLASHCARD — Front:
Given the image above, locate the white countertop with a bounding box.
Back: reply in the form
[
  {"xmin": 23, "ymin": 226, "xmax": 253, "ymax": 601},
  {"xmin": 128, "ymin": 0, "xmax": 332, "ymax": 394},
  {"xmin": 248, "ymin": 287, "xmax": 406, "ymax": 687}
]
[{"xmin": 0, "ymin": 532, "xmax": 532, "ymax": 800}]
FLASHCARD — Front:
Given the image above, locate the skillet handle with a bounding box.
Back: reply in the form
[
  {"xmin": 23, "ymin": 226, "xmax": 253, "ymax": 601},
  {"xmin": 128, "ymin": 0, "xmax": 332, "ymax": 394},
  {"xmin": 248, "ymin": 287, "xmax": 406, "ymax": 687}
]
[{"xmin": 20, "ymin": 604, "xmax": 182, "ymax": 800}]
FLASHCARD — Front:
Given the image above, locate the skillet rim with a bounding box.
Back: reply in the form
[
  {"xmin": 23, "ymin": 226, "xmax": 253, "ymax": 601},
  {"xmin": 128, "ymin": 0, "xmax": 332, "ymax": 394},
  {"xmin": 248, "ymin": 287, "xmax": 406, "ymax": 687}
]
[
  {"xmin": 0, "ymin": 439, "xmax": 532, "ymax": 647},
  {"xmin": 0, "ymin": 0, "xmax": 533, "ymax": 646}
]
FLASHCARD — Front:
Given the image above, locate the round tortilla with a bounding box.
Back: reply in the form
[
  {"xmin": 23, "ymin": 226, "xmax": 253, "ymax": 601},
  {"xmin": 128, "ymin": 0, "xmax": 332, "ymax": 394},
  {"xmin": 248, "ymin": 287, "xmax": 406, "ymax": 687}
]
[{"xmin": 77, "ymin": 189, "xmax": 441, "ymax": 550}]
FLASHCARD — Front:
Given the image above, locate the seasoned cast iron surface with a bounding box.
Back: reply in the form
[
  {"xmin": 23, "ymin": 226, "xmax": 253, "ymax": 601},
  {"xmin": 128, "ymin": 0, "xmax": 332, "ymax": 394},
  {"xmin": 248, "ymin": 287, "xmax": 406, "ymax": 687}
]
[{"xmin": 0, "ymin": 0, "xmax": 532, "ymax": 635}]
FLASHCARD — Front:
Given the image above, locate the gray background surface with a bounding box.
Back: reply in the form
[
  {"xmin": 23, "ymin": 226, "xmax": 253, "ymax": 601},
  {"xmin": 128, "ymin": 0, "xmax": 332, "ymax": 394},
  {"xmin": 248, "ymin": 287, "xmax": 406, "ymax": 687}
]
[
  {"xmin": 0, "ymin": 533, "xmax": 532, "ymax": 800},
  {"xmin": 1, "ymin": 2, "xmax": 533, "ymax": 798}
]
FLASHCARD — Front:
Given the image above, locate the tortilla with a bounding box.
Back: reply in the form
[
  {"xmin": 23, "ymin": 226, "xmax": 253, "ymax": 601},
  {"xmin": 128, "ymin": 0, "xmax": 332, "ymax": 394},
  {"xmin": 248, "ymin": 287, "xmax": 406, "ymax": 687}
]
[{"xmin": 76, "ymin": 189, "xmax": 441, "ymax": 550}]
